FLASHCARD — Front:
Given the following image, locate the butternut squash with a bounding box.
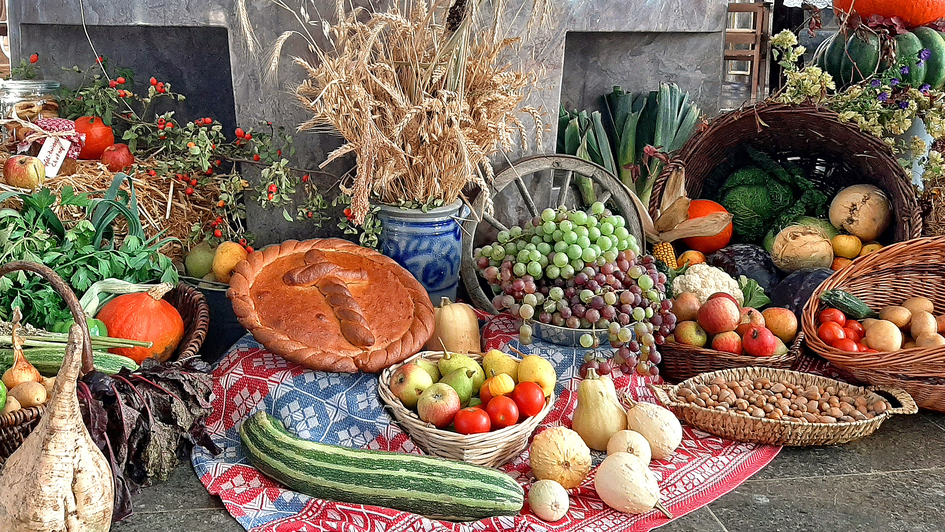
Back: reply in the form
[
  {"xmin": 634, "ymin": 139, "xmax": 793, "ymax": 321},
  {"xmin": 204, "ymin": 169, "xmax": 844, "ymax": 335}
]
[
  {"xmin": 571, "ymin": 369, "xmax": 627, "ymax": 451},
  {"xmin": 425, "ymin": 297, "xmax": 481, "ymax": 353}
]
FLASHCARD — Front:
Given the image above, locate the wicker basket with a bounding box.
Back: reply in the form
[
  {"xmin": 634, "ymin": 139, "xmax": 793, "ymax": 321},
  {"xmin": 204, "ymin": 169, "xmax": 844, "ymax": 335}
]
[
  {"xmin": 802, "ymin": 236, "xmax": 945, "ymax": 379},
  {"xmin": 650, "ymin": 367, "xmax": 917, "ymax": 446},
  {"xmin": 0, "ymin": 279, "xmax": 210, "ymax": 465},
  {"xmin": 660, "ymin": 332, "xmax": 804, "ymax": 384},
  {"xmin": 648, "ymin": 102, "xmax": 921, "ymax": 244},
  {"xmin": 845, "ymin": 369, "xmax": 945, "ymax": 412},
  {"xmin": 378, "ymin": 350, "xmax": 554, "ymax": 468}
]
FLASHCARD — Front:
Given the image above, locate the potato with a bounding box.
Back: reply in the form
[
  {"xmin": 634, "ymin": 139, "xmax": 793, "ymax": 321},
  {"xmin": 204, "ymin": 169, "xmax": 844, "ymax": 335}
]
[
  {"xmin": 879, "ymin": 306, "xmax": 912, "ymax": 329},
  {"xmin": 864, "ymin": 319, "xmax": 903, "ymax": 351},
  {"xmin": 911, "ymin": 311, "xmax": 938, "ymax": 337},
  {"xmin": 902, "ymin": 296, "xmax": 935, "ymax": 316},
  {"xmin": 10, "ymin": 381, "xmax": 47, "ymax": 408},
  {"xmin": 937, "ymin": 314, "xmax": 945, "ymax": 334},
  {"xmin": 1, "ymin": 396, "xmax": 21, "ymax": 415},
  {"xmin": 903, "ymin": 341, "xmax": 917, "ymax": 349},
  {"xmin": 861, "ymin": 318, "xmax": 879, "ymax": 331},
  {"xmin": 915, "ymin": 332, "xmax": 945, "ymax": 347}
]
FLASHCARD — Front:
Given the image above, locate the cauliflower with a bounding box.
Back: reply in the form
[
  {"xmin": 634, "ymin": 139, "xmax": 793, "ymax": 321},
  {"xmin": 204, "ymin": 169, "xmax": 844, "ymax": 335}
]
[{"xmin": 671, "ymin": 263, "xmax": 744, "ymax": 305}]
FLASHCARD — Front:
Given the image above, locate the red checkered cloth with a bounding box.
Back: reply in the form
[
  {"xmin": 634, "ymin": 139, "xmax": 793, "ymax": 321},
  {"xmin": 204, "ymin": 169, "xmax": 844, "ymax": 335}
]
[{"xmin": 193, "ymin": 312, "xmax": 781, "ymax": 531}]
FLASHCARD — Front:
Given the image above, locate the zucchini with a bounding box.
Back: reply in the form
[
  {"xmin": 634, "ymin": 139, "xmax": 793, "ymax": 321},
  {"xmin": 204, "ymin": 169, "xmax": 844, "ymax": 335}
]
[
  {"xmin": 239, "ymin": 411, "xmax": 525, "ymax": 521},
  {"xmin": 818, "ymin": 289, "xmax": 878, "ymax": 320},
  {"xmin": 0, "ymin": 349, "xmax": 138, "ymax": 376}
]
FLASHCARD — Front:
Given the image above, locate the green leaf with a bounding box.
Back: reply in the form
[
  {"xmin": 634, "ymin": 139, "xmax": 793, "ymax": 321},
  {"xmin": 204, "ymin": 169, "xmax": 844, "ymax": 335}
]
[{"xmin": 739, "ymin": 275, "xmax": 771, "ymax": 309}]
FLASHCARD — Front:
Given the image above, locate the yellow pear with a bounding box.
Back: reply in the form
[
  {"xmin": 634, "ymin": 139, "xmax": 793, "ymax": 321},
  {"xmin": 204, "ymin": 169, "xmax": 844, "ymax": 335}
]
[
  {"xmin": 518, "ymin": 355, "xmax": 557, "ymax": 397},
  {"xmin": 482, "ymin": 349, "xmax": 519, "ymax": 383}
]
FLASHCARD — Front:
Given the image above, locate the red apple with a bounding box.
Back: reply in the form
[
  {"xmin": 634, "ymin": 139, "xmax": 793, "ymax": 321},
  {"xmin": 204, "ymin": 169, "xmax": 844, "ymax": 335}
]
[
  {"xmin": 416, "ymin": 383, "xmax": 461, "ymax": 428},
  {"xmin": 388, "ymin": 363, "xmax": 434, "ymax": 409},
  {"xmin": 3, "ymin": 155, "xmax": 46, "ymax": 190},
  {"xmin": 101, "ymin": 143, "xmax": 135, "ymax": 172},
  {"xmin": 711, "ymin": 331, "xmax": 743, "ymax": 354},
  {"xmin": 743, "ymin": 326, "xmax": 779, "ymax": 357},
  {"xmin": 674, "ymin": 320, "xmax": 708, "ymax": 347},
  {"xmin": 671, "ymin": 291, "xmax": 701, "ymax": 322},
  {"xmin": 707, "ymin": 292, "xmax": 740, "ymax": 307},
  {"xmin": 761, "ymin": 307, "xmax": 799, "ymax": 344},
  {"xmin": 697, "ymin": 297, "xmax": 741, "ymax": 335},
  {"xmin": 735, "ymin": 308, "xmax": 766, "ymax": 337}
]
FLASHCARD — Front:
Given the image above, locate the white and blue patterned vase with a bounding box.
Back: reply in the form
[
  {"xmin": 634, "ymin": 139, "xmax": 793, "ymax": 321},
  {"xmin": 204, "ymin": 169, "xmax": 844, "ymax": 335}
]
[{"xmin": 377, "ymin": 200, "xmax": 466, "ymax": 304}]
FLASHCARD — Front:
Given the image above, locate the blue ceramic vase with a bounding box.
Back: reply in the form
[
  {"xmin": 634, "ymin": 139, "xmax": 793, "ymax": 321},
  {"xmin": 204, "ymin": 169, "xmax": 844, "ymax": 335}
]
[{"xmin": 377, "ymin": 200, "xmax": 466, "ymax": 304}]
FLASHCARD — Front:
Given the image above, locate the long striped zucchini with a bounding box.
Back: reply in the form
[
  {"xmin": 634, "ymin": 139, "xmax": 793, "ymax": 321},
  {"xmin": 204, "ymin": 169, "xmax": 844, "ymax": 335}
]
[
  {"xmin": 239, "ymin": 411, "xmax": 524, "ymax": 521},
  {"xmin": 0, "ymin": 349, "xmax": 139, "ymax": 375}
]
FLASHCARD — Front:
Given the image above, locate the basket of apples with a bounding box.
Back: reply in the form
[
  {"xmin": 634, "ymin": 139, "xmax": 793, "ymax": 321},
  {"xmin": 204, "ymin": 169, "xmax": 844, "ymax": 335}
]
[
  {"xmin": 660, "ymin": 289, "xmax": 804, "ymax": 383},
  {"xmin": 378, "ymin": 349, "xmax": 556, "ymax": 468}
]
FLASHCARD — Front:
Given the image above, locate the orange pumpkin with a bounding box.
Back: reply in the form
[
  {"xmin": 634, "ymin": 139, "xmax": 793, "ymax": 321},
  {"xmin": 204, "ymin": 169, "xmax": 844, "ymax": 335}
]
[
  {"xmin": 681, "ymin": 199, "xmax": 734, "ymax": 255},
  {"xmin": 74, "ymin": 116, "xmax": 115, "ymax": 160},
  {"xmin": 833, "ymin": 0, "xmax": 945, "ymax": 28},
  {"xmin": 96, "ymin": 284, "xmax": 185, "ymax": 363}
]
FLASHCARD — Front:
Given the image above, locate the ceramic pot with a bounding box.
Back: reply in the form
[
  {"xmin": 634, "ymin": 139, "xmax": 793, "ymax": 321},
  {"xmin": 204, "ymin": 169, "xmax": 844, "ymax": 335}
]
[{"xmin": 377, "ymin": 200, "xmax": 466, "ymax": 303}]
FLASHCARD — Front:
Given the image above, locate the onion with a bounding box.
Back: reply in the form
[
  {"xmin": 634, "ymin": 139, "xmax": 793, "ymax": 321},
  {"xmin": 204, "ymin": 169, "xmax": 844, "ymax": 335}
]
[{"xmin": 2, "ymin": 309, "xmax": 42, "ymax": 390}]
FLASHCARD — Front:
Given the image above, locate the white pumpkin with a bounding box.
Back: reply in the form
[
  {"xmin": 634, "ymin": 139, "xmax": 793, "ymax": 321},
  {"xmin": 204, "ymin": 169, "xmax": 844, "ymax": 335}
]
[
  {"xmin": 528, "ymin": 479, "xmax": 570, "ymax": 522},
  {"xmin": 606, "ymin": 429, "xmax": 652, "ymax": 464},
  {"xmin": 528, "ymin": 426, "xmax": 592, "ymax": 489},
  {"xmin": 624, "ymin": 399, "xmax": 683, "ymax": 460}
]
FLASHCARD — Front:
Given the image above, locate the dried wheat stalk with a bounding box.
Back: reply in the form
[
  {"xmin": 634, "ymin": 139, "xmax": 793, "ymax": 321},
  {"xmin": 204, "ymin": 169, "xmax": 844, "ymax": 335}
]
[{"xmin": 241, "ymin": 0, "xmax": 547, "ymax": 225}]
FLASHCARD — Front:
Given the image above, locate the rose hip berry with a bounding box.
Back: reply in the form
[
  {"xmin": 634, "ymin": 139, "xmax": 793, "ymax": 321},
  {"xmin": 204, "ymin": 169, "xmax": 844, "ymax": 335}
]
[
  {"xmin": 29, "ymin": 53, "xmax": 39, "ymax": 63},
  {"xmin": 235, "ymin": 128, "xmax": 245, "ymax": 138},
  {"xmin": 116, "ymin": 76, "xmax": 126, "ymax": 84},
  {"xmin": 213, "ymin": 229, "xmax": 223, "ymax": 238},
  {"xmin": 185, "ymin": 187, "xmax": 194, "ymax": 195}
]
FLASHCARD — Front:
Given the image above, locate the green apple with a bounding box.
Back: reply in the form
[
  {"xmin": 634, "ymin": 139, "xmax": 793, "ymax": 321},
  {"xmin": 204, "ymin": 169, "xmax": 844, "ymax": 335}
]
[{"xmin": 388, "ymin": 363, "xmax": 434, "ymax": 409}]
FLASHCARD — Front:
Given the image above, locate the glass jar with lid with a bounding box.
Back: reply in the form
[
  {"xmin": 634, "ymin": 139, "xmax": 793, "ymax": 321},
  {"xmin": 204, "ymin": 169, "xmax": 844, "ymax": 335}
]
[{"xmin": 0, "ymin": 80, "xmax": 61, "ymax": 121}]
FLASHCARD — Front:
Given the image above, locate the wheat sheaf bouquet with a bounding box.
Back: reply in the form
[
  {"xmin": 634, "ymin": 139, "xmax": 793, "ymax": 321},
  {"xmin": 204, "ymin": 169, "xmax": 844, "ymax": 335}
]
[{"xmin": 240, "ymin": 0, "xmax": 548, "ymax": 225}]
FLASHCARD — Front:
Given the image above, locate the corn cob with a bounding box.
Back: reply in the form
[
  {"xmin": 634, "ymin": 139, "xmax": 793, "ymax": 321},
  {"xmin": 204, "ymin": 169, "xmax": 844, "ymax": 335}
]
[{"xmin": 652, "ymin": 241, "xmax": 677, "ymax": 269}]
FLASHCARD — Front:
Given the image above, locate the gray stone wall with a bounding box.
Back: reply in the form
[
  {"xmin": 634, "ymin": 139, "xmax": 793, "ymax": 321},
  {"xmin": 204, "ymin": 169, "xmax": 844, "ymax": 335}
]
[{"xmin": 9, "ymin": 0, "xmax": 728, "ymax": 245}]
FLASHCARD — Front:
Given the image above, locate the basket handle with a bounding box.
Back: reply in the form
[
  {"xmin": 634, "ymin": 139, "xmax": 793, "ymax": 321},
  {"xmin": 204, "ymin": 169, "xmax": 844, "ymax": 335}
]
[
  {"xmin": 647, "ymin": 384, "xmax": 681, "ymax": 408},
  {"xmin": 0, "ymin": 261, "xmax": 94, "ymax": 375},
  {"xmin": 866, "ymin": 386, "xmax": 919, "ymax": 416}
]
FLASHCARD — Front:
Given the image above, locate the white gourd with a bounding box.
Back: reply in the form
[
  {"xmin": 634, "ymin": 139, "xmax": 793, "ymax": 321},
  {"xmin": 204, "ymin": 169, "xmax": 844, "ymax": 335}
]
[
  {"xmin": 594, "ymin": 452, "xmax": 672, "ymax": 517},
  {"xmin": 571, "ymin": 369, "xmax": 627, "ymax": 451},
  {"xmin": 624, "ymin": 398, "xmax": 683, "ymax": 460},
  {"xmin": 606, "ymin": 429, "xmax": 652, "ymax": 464},
  {"xmin": 527, "ymin": 479, "xmax": 570, "ymax": 522},
  {"xmin": 0, "ymin": 324, "xmax": 114, "ymax": 531}
]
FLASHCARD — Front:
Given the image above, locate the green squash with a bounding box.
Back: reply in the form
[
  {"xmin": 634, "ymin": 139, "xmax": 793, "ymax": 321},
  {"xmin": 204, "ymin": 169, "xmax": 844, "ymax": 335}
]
[{"xmin": 818, "ymin": 27, "xmax": 945, "ymax": 90}]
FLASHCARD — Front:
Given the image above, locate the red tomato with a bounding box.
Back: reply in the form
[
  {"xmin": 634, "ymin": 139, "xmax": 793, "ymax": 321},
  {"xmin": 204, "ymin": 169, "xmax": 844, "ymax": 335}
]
[
  {"xmin": 453, "ymin": 407, "xmax": 491, "ymax": 435},
  {"xmin": 817, "ymin": 308, "xmax": 847, "ymax": 327},
  {"xmin": 479, "ymin": 380, "xmax": 494, "ymax": 406},
  {"xmin": 510, "ymin": 381, "xmax": 546, "ymax": 418},
  {"xmin": 856, "ymin": 342, "xmax": 869, "ymax": 352},
  {"xmin": 842, "ymin": 326, "xmax": 863, "ymax": 343},
  {"xmin": 818, "ymin": 321, "xmax": 846, "ymax": 345},
  {"xmin": 845, "ymin": 320, "xmax": 865, "ymax": 338},
  {"xmin": 863, "ymin": 348, "xmax": 879, "ymax": 353},
  {"xmin": 486, "ymin": 396, "xmax": 520, "ymax": 429},
  {"xmin": 832, "ymin": 338, "xmax": 860, "ymax": 352}
]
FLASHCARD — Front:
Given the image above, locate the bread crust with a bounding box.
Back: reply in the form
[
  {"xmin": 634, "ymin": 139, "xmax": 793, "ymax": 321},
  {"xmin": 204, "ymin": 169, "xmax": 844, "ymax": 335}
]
[{"xmin": 227, "ymin": 238, "xmax": 434, "ymax": 373}]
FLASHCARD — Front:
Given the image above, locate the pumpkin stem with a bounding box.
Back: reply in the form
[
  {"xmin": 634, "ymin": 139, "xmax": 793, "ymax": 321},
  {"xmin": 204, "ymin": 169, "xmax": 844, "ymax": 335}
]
[
  {"xmin": 654, "ymin": 500, "xmax": 674, "ymax": 519},
  {"xmin": 439, "ymin": 296, "xmax": 452, "ymax": 307},
  {"xmin": 146, "ymin": 283, "xmax": 175, "ymax": 301}
]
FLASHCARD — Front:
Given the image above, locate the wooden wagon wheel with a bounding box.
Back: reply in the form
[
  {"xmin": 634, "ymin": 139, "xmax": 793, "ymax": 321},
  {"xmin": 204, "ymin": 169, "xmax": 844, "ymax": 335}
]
[{"xmin": 461, "ymin": 154, "xmax": 645, "ymax": 314}]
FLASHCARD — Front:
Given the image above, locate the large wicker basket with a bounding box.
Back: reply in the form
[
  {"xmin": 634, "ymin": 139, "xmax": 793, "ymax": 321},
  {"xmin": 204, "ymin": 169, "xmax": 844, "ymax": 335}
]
[
  {"xmin": 651, "ymin": 367, "xmax": 917, "ymax": 446},
  {"xmin": 649, "ymin": 102, "xmax": 922, "ymax": 244},
  {"xmin": 802, "ymin": 236, "xmax": 945, "ymax": 379},
  {"xmin": 378, "ymin": 350, "xmax": 554, "ymax": 468},
  {"xmin": 660, "ymin": 331, "xmax": 804, "ymax": 384},
  {"xmin": 0, "ymin": 278, "xmax": 210, "ymax": 465}
]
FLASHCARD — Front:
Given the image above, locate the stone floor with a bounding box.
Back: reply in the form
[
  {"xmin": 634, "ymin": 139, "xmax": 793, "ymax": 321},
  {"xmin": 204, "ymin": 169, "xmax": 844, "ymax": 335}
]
[{"xmin": 110, "ymin": 407, "xmax": 945, "ymax": 532}]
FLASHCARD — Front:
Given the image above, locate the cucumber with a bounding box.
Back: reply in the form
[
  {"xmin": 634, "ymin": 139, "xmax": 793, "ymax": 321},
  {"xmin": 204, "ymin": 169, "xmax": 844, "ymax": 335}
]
[
  {"xmin": 239, "ymin": 411, "xmax": 524, "ymax": 521},
  {"xmin": 818, "ymin": 289, "xmax": 878, "ymax": 320},
  {"xmin": 0, "ymin": 349, "xmax": 139, "ymax": 376}
]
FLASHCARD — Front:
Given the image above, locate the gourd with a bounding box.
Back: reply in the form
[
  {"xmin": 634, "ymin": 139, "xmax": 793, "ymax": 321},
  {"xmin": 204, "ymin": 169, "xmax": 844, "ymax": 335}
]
[
  {"xmin": 594, "ymin": 452, "xmax": 672, "ymax": 518},
  {"xmin": 624, "ymin": 398, "xmax": 683, "ymax": 460},
  {"xmin": 0, "ymin": 260, "xmax": 114, "ymax": 531},
  {"xmin": 528, "ymin": 479, "xmax": 570, "ymax": 522},
  {"xmin": 425, "ymin": 297, "xmax": 481, "ymax": 353},
  {"xmin": 528, "ymin": 426, "xmax": 592, "ymax": 489},
  {"xmin": 487, "ymin": 370, "xmax": 515, "ymax": 397},
  {"xmin": 606, "ymin": 429, "xmax": 652, "ymax": 464},
  {"xmin": 833, "ymin": 0, "xmax": 945, "ymax": 29},
  {"xmin": 95, "ymin": 283, "xmax": 185, "ymax": 363},
  {"xmin": 571, "ymin": 369, "xmax": 627, "ymax": 452},
  {"xmin": 817, "ymin": 27, "xmax": 945, "ymax": 90},
  {"xmin": 0, "ymin": 350, "xmax": 139, "ymax": 376},
  {"xmin": 240, "ymin": 410, "xmax": 523, "ymax": 521},
  {"xmin": 828, "ymin": 185, "xmax": 893, "ymax": 242}
]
